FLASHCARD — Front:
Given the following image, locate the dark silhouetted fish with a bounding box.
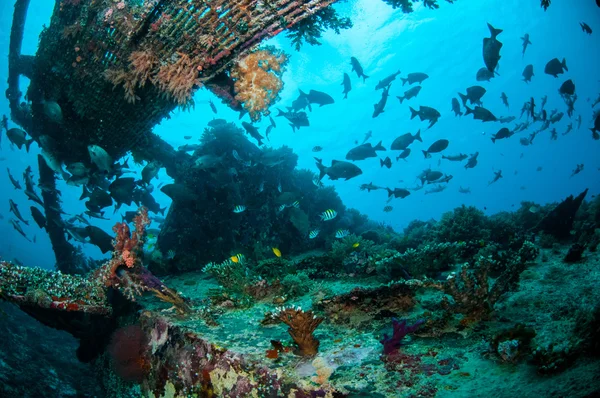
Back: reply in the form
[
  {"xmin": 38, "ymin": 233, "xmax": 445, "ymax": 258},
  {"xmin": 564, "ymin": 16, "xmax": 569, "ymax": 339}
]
[
  {"xmin": 592, "ymin": 112, "xmax": 600, "ymax": 140},
  {"xmin": 391, "ymin": 130, "xmax": 422, "ymax": 150},
  {"xmin": 350, "ymin": 57, "xmax": 369, "ymax": 82},
  {"xmin": 345, "ymin": 141, "xmax": 386, "ymax": 161},
  {"xmin": 458, "ymin": 86, "xmax": 486, "ymax": 106},
  {"xmin": 6, "ymin": 128, "xmax": 33, "ymax": 152},
  {"xmin": 545, "ymin": 58, "xmax": 568, "ymax": 77},
  {"xmin": 491, "ymin": 127, "xmax": 513, "ymax": 143},
  {"xmin": 580, "ymin": 22, "xmax": 592, "ymax": 35},
  {"xmin": 315, "ymin": 158, "xmax": 362, "ymax": 181},
  {"xmin": 501, "ymin": 92, "xmax": 509, "ymax": 108},
  {"xmin": 396, "ymin": 148, "xmax": 411, "ymax": 161},
  {"xmin": 465, "ymin": 106, "xmax": 497, "ymax": 122},
  {"xmin": 521, "ymin": 33, "xmax": 532, "ymax": 57},
  {"xmin": 372, "ymin": 86, "xmax": 390, "ymax": 118},
  {"xmin": 522, "ymin": 64, "xmax": 534, "ymax": 83},
  {"xmin": 483, "ymin": 23, "xmax": 503, "ymax": 73},
  {"xmin": 380, "ymin": 156, "xmax": 392, "ymax": 169},
  {"xmin": 109, "ymin": 177, "xmax": 137, "ymax": 209},
  {"xmin": 465, "ymin": 152, "xmax": 479, "ymax": 169},
  {"xmin": 419, "ymin": 169, "xmax": 443, "ymax": 184},
  {"xmin": 451, "ymin": 98, "xmax": 463, "ymax": 117},
  {"xmin": 376, "ymin": 70, "xmax": 401, "ymax": 90},
  {"xmin": 559, "ymin": 79, "xmax": 576, "ymax": 96},
  {"xmin": 401, "ymin": 72, "xmax": 428, "ymax": 86},
  {"xmin": 397, "ymin": 86, "xmax": 422, "ymax": 104},
  {"xmin": 134, "ymin": 187, "xmax": 166, "ymax": 215},
  {"xmin": 241, "ymin": 122, "xmax": 265, "ymax": 145},
  {"xmin": 7, "ymin": 168, "xmax": 21, "ymax": 190},
  {"xmin": 422, "ymin": 139, "xmax": 449, "ymax": 158},
  {"xmin": 360, "ymin": 182, "xmax": 382, "ymax": 193},
  {"xmin": 442, "ymin": 153, "xmax": 468, "ymax": 162},
  {"xmin": 342, "ymin": 73, "xmax": 352, "ymax": 99},
  {"xmin": 288, "ymin": 91, "xmax": 311, "ymax": 112},
  {"xmin": 386, "ymin": 188, "xmax": 410, "ymax": 199},
  {"xmin": 409, "ymin": 106, "xmax": 440, "ymax": 128},
  {"xmin": 498, "ymin": 116, "xmax": 516, "ymax": 124},
  {"xmin": 301, "ymin": 89, "xmax": 334, "ymax": 107},
  {"xmin": 476, "ymin": 67, "xmax": 495, "ymax": 82},
  {"xmin": 84, "ymin": 226, "xmax": 113, "ymax": 254},
  {"xmin": 141, "ymin": 161, "xmax": 162, "ymax": 185},
  {"xmin": 276, "ymin": 109, "xmax": 310, "ymax": 132},
  {"xmin": 488, "ymin": 170, "xmax": 503, "ymax": 185}
]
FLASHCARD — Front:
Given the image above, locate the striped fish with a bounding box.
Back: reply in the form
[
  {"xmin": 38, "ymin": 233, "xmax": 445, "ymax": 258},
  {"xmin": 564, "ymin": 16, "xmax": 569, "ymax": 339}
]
[
  {"xmin": 230, "ymin": 253, "xmax": 245, "ymax": 264},
  {"xmin": 233, "ymin": 205, "xmax": 246, "ymax": 213},
  {"xmin": 277, "ymin": 204, "xmax": 286, "ymax": 212},
  {"xmin": 320, "ymin": 209, "xmax": 337, "ymax": 221},
  {"xmin": 309, "ymin": 229, "xmax": 320, "ymax": 239},
  {"xmin": 335, "ymin": 229, "xmax": 350, "ymax": 239},
  {"xmin": 290, "ymin": 200, "xmax": 300, "ymax": 208}
]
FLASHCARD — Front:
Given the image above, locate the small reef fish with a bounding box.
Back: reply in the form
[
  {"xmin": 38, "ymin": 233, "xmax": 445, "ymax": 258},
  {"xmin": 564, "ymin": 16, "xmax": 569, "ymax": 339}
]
[
  {"xmin": 230, "ymin": 253, "xmax": 246, "ymax": 264},
  {"xmin": 320, "ymin": 209, "xmax": 337, "ymax": 221},
  {"xmin": 309, "ymin": 229, "xmax": 320, "ymax": 239},
  {"xmin": 272, "ymin": 247, "xmax": 282, "ymax": 258},
  {"xmin": 335, "ymin": 229, "xmax": 350, "ymax": 239},
  {"xmin": 352, "ymin": 243, "xmax": 360, "ymax": 248},
  {"xmin": 233, "ymin": 205, "xmax": 246, "ymax": 213},
  {"xmin": 383, "ymin": 206, "xmax": 393, "ymax": 212}
]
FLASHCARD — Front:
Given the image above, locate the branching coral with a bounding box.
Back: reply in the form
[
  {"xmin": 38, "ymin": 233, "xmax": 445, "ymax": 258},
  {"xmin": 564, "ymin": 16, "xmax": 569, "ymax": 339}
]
[
  {"xmin": 95, "ymin": 208, "xmax": 190, "ymax": 314},
  {"xmin": 153, "ymin": 52, "xmax": 202, "ymax": 106},
  {"xmin": 380, "ymin": 318, "xmax": 425, "ymax": 355},
  {"xmin": 425, "ymin": 241, "xmax": 539, "ymax": 321},
  {"xmin": 231, "ymin": 47, "xmax": 288, "ymax": 121},
  {"xmin": 272, "ymin": 306, "xmax": 324, "ymax": 357}
]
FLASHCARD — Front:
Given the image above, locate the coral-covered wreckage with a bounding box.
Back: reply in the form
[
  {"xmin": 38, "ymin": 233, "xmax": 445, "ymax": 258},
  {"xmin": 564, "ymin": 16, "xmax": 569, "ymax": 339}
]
[{"xmin": 3, "ymin": 0, "xmax": 600, "ymax": 397}]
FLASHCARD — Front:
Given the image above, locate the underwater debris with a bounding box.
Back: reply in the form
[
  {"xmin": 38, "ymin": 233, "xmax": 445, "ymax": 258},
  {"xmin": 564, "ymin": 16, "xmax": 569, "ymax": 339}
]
[
  {"xmin": 272, "ymin": 306, "xmax": 324, "ymax": 356},
  {"xmin": 231, "ymin": 48, "xmax": 288, "ymax": 121}
]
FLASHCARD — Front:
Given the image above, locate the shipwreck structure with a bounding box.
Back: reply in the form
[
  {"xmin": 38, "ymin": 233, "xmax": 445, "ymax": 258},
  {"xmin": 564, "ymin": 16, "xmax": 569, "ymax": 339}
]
[{"xmin": 7, "ymin": 0, "xmax": 338, "ymax": 273}]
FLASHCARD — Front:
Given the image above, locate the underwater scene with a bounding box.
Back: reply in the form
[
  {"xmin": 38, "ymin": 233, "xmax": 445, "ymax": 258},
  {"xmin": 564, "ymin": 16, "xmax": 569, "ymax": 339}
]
[{"xmin": 1, "ymin": 0, "xmax": 600, "ymax": 396}]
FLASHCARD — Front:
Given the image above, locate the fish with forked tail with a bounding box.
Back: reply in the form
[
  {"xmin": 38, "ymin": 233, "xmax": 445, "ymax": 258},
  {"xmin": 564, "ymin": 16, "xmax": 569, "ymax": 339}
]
[
  {"xmin": 315, "ymin": 158, "xmax": 362, "ymax": 181},
  {"xmin": 483, "ymin": 23, "xmax": 503, "ymax": 73},
  {"xmin": 409, "ymin": 106, "xmax": 440, "ymax": 128}
]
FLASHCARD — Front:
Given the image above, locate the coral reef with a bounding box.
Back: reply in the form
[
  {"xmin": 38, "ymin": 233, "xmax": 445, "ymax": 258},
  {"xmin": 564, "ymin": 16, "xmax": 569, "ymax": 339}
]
[
  {"xmin": 231, "ymin": 47, "xmax": 288, "ymax": 121},
  {"xmin": 272, "ymin": 307, "xmax": 324, "ymax": 356}
]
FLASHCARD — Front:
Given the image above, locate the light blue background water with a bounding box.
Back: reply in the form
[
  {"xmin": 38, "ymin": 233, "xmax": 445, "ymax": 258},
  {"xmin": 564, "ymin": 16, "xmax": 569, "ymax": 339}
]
[{"xmin": 1, "ymin": 0, "xmax": 598, "ymax": 269}]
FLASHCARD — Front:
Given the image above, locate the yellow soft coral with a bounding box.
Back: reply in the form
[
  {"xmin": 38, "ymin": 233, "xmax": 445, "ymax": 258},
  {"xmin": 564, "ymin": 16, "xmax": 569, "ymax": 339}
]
[{"xmin": 231, "ymin": 48, "xmax": 288, "ymax": 121}]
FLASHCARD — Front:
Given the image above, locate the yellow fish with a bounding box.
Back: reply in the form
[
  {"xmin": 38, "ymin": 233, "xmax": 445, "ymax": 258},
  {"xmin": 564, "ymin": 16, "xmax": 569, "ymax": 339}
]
[
  {"xmin": 230, "ymin": 255, "xmax": 239, "ymax": 263},
  {"xmin": 352, "ymin": 242, "xmax": 360, "ymax": 248},
  {"xmin": 272, "ymin": 247, "xmax": 282, "ymax": 258}
]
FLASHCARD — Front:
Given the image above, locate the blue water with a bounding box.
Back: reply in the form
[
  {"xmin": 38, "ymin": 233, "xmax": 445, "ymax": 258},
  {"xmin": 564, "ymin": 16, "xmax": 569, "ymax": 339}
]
[{"xmin": 0, "ymin": 0, "xmax": 598, "ymax": 269}]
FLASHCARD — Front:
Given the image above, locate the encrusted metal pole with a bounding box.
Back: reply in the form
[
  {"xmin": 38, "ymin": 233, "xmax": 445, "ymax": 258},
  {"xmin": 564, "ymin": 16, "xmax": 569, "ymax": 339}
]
[
  {"xmin": 6, "ymin": 0, "xmax": 32, "ymax": 129},
  {"xmin": 37, "ymin": 155, "xmax": 80, "ymax": 274}
]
